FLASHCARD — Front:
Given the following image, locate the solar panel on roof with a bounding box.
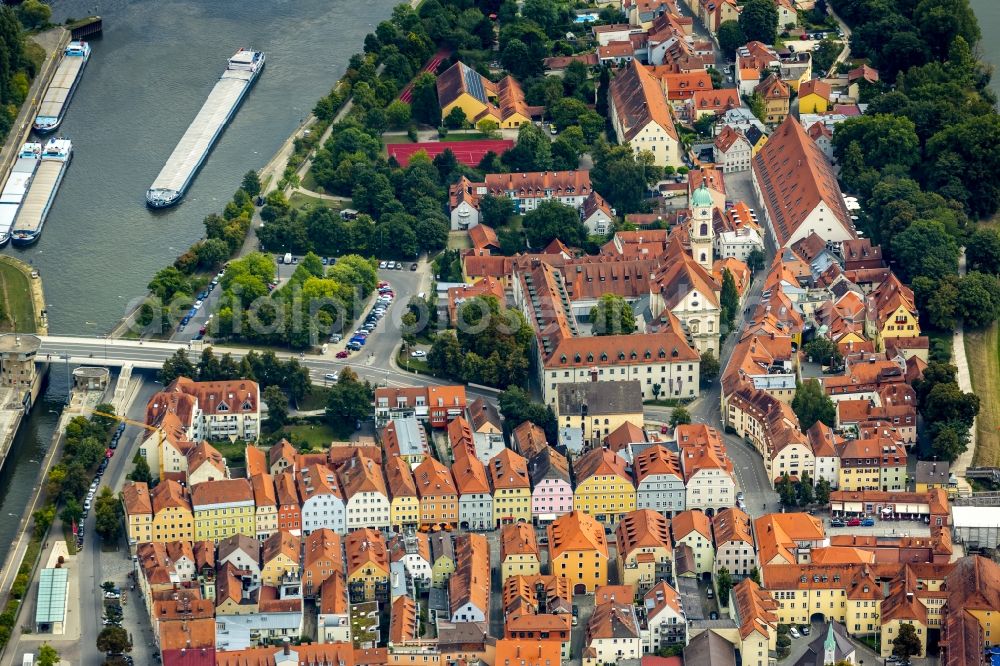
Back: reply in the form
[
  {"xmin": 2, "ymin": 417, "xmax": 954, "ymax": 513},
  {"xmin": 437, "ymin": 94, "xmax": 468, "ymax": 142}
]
[{"xmin": 462, "ymin": 64, "xmax": 489, "ymax": 105}]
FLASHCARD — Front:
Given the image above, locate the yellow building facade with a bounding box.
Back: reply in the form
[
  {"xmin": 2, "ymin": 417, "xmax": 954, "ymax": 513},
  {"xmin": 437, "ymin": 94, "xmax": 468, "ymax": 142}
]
[
  {"xmin": 493, "ymin": 487, "xmax": 533, "ymax": 526},
  {"xmin": 348, "ymin": 563, "xmax": 389, "ymax": 602},
  {"xmin": 574, "ymin": 478, "xmax": 636, "ymax": 526},
  {"xmin": 501, "ymin": 552, "xmax": 540, "ymax": 584},
  {"xmin": 193, "ymin": 505, "xmax": 255, "ymax": 542},
  {"xmin": 261, "ymin": 552, "xmax": 300, "ymax": 586},
  {"xmin": 152, "ymin": 504, "xmax": 195, "ymax": 543}
]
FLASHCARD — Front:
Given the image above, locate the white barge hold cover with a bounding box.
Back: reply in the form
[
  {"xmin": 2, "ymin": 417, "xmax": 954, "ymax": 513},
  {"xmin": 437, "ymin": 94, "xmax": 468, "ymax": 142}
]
[
  {"xmin": 148, "ymin": 64, "xmax": 257, "ymax": 199},
  {"xmin": 36, "ymin": 44, "xmax": 88, "ymax": 122},
  {"xmin": 13, "ymin": 140, "xmax": 71, "ymax": 237}
]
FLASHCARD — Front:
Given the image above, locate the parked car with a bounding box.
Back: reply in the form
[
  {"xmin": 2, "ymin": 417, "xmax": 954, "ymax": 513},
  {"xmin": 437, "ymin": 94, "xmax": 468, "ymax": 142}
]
[
  {"xmin": 387, "ymin": 261, "xmax": 396, "ymax": 269},
  {"xmin": 410, "ymin": 263, "xmax": 418, "ymax": 270},
  {"xmin": 379, "ymin": 261, "xmax": 388, "ymax": 269},
  {"xmin": 411, "ymin": 350, "xmax": 426, "ymax": 358},
  {"xmin": 336, "ymin": 350, "xmax": 350, "ymax": 358},
  {"xmin": 861, "ymin": 518, "xmax": 875, "ymax": 527},
  {"xmin": 330, "ymin": 334, "xmax": 342, "ymax": 343},
  {"xmin": 800, "ymin": 626, "xmax": 811, "ymax": 635},
  {"xmin": 346, "ymin": 342, "xmax": 362, "ymax": 351},
  {"xmin": 789, "ymin": 627, "xmax": 800, "ymax": 639},
  {"xmin": 847, "ymin": 517, "xmax": 861, "ymax": 527},
  {"xmin": 830, "ymin": 519, "xmax": 845, "ymax": 527}
]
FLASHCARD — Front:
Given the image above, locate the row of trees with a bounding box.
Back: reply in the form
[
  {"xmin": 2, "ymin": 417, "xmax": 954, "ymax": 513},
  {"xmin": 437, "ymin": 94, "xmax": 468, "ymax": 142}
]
[
  {"xmin": 158, "ymin": 347, "xmax": 313, "ymax": 404},
  {"xmin": 913, "ymin": 361, "xmax": 980, "ymax": 461},
  {"xmin": 0, "ymin": 7, "xmax": 38, "ymax": 143}
]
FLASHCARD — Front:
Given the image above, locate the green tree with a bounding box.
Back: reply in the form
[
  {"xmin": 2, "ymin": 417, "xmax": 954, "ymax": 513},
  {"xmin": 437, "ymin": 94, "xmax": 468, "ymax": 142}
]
[
  {"xmin": 802, "ymin": 337, "xmax": 843, "ymax": 368},
  {"xmin": 798, "ymin": 471, "xmax": 815, "ymax": 506},
  {"xmin": 498, "ymin": 386, "xmax": 558, "ymax": 442},
  {"xmin": 966, "ymin": 228, "xmax": 1000, "ymax": 274},
  {"xmin": 60, "ymin": 498, "xmax": 82, "ymax": 527},
  {"xmin": 128, "ymin": 456, "xmax": 153, "ymax": 485},
  {"xmin": 444, "ymin": 106, "xmax": 468, "ymax": 129},
  {"xmin": 147, "ymin": 266, "xmax": 190, "ymax": 301},
  {"xmin": 924, "ymin": 381, "xmax": 980, "ymax": 430},
  {"xmin": 17, "ymin": 0, "xmax": 50, "ymax": 29},
  {"xmin": 958, "ymin": 271, "xmax": 1000, "ymax": 328},
  {"xmin": 590, "ymin": 142, "xmax": 660, "ymax": 214},
  {"xmin": 716, "ymin": 567, "xmax": 733, "ymax": 606},
  {"xmin": 891, "ymin": 219, "xmax": 958, "ymax": 282},
  {"xmin": 410, "ymin": 72, "xmax": 440, "ymax": 125},
  {"xmin": 717, "ymin": 20, "xmax": 746, "ymax": 57},
  {"xmin": 750, "ymin": 567, "xmax": 761, "ymax": 584},
  {"xmin": 700, "ymin": 350, "xmax": 720, "ymax": 384},
  {"xmin": 815, "ymin": 478, "xmax": 832, "ymax": 505},
  {"xmin": 590, "ymin": 294, "xmax": 636, "ymax": 336},
  {"xmin": 386, "ymin": 99, "xmax": 412, "ymax": 129},
  {"xmin": 738, "ymin": 0, "xmax": 778, "ymax": 45},
  {"xmin": 550, "ymin": 98, "xmax": 590, "ymax": 133},
  {"xmin": 263, "ymin": 385, "xmax": 290, "ymax": 430},
  {"xmin": 669, "ymin": 407, "xmax": 691, "ymax": 427},
  {"xmin": 523, "ymin": 200, "xmax": 588, "ymax": 249},
  {"xmin": 931, "ymin": 423, "xmax": 967, "ymax": 462},
  {"xmin": 241, "ymin": 170, "xmax": 261, "ymax": 198},
  {"xmin": 720, "ymin": 269, "xmax": 739, "ymax": 330},
  {"xmin": 792, "ymin": 379, "xmax": 836, "ymax": 429},
  {"xmin": 747, "ymin": 248, "xmax": 765, "ymax": 273},
  {"xmin": 97, "ymin": 626, "xmax": 131, "ymax": 655},
  {"xmin": 480, "ymin": 195, "xmax": 516, "ymax": 228},
  {"xmin": 913, "ymin": 0, "xmax": 980, "ymax": 59},
  {"xmin": 326, "ymin": 371, "xmax": 373, "ymax": 433},
  {"xmin": 502, "ymin": 123, "xmax": 552, "ymax": 172},
  {"xmin": 891, "ymin": 622, "xmax": 923, "ymax": 661},
  {"xmin": 159, "ymin": 349, "xmax": 197, "ymax": 385},
  {"xmin": 776, "ymin": 473, "xmax": 797, "ymax": 507},
  {"xmin": 832, "ymin": 114, "xmax": 921, "ymax": 174},
  {"xmin": 37, "ymin": 643, "xmax": 59, "ymax": 666},
  {"xmin": 94, "ymin": 486, "xmax": 123, "ymax": 542},
  {"xmin": 748, "ymin": 92, "xmax": 766, "ymax": 122},
  {"xmin": 32, "ymin": 504, "xmax": 54, "ymax": 539}
]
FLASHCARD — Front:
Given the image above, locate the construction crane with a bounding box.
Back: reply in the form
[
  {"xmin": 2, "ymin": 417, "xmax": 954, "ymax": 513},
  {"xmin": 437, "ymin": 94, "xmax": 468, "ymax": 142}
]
[{"xmin": 88, "ymin": 409, "xmax": 165, "ymax": 480}]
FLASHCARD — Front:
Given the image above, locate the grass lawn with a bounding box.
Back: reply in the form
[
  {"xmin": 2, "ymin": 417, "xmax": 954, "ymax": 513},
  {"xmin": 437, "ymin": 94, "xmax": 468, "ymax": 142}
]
[
  {"xmin": 281, "ymin": 421, "xmax": 340, "ymax": 449},
  {"xmin": 441, "ymin": 131, "xmax": 489, "ymax": 142},
  {"xmin": 301, "ymin": 170, "xmax": 319, "ymax": 192},
  {"xmin": 0, "ymin": 259, "xmax": 36, "ymax": 333},
  {"xmin": 212, "ymin": 440, "xmax": 249, "ymax": 465},
  {"xmin": 296, "ymin": 386, "xmax": 332, "ymax": 411},
  {"xmin": 289, "ymin": 191, "xmax": 344, "ymax": 213},
  {"xmin": 383, "ymin": 134, "xmax": 417, "ymax": 145},
  {"xmin": 397, "ymin": 349, "xmax": 433, "ymax": 375},
  {"xmin": 967, "ymin": 321, "xmax": 1000, "ymax": 466}
]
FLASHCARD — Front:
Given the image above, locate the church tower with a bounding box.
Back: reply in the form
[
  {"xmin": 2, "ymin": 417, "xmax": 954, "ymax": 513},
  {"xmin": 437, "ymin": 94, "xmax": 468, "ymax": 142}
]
[{"xmin": 689, "ymin": 182, "xmax": 714, "ymax": 272}]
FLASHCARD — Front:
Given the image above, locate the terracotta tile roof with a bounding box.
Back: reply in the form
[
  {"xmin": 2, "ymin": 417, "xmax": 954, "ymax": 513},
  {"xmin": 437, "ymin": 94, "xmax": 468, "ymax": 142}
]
[
  {"xmin": 609, "ymin": 60, "xmax": 679, "ymax": 142},
  {"xmin": 512, "ymin": 421, "xmax": 549, "ymax": 459},
  {"xmin": 338, "ymin": 450, "xmax": 388, "ymax": 499},
  {"xmin": 463, "ymin": 250, "xmax": 514, "ymax": 281},
  {"xmin": 595, "ymin": 584, "xmax": 637, "ymax": 604},
  {"xmin": 807, "ymin": 121, "xmax": 833, "ymax": 141},
  {"xmin": 754, "ymin": 513, "xmax": 825, "ymax": 565},
  {"xmin": 544, "ymin": 53, "xmax": 599, "ymax": 70},
  {"xmin": 489, "ymin": 448, "xmax": 531, "ymax": 491},
  {"xmin": 616, "ymin": 509, "xmax": 672, "ymax": 557},
  {"xmin": 345, "ymin": 528, "xmax": 389, "ymax": 577},
  {"xmin": 468, "ymin": 223, "xmax": 500, "ymax": 251},
  {"xmin": 587, "ymin": 601, "xmax": 639, "ymax": 640},
  {"xmin": 671, "ymin": 509, "xmax": 712, "ymax": 542},
  {"xmin": 632, "ymin": 445, "xmax": 682, "ymax": 485},
  {"xmin": 599, "ymin": 41, "xmax": 635, "ymax": 59},
  {"xmin": 799, "ymin": 78, "xmax": 832, "ymax": 101},
  {"xmin": 190, "ymin": 478, "xmax": 253, "ymax": 509},
  {"xmin": 548, "ymin": 511, "xmax": 609, "ymax": 560},
  {"xmin": 261, "ymin": 530, "xmax": 300, "ymax": 565},
  {"xmin": 384, "ymin": 455, "xmax": 418, "ymax": 500},
  {"xmin": 485, "ymin": 170, "xmax": 592, "ymax": 200},
  {"xmin": 448, "ymin": 278, "xmax": 506, "ymax": 326},
  {"xmin": 732, "ymin": 578, "xmax": 778, "ymax": 639},
  {"xmin": 451, "ymin": 444, "xmax": 491, "ymax": 495},
  {"xmin": 712, "ymin": 507, "xmax": 753, "ymax": 547},
  {"xmin": 528, "ymin": 447, "xmax": 571, "ymax": 487},
  {"xmin": 752, "ymin": 116, "xmax": 855, "ymax": 247},
  {"xmin": 830, "ymin": 488, "xmax": 949, "ymax": 518},
  {"xmin": 809, "ymin": 546, "xmax": 875, "ymax": 565},
  {"xmin": 676, "ymin": 424, "xmax": 734, "ymax": 481},
  {"xmin": 689, "ymin": 89, "xmax": 740, "ymax": 114},
  {"xmin": 871, "ymin": 272, "xmax": 917, "ymax": 327},
  {"xmin": 714, "ymin": 125, "xmax": 750, "ymax": 153},
  {"xmin": 168, "ymin": 376, "xmax": 259, "ymax": 417},
  {"xmin": 194, "ymin": 540, "xmax": 215, "ymax": 570},
  {"xmin": 494, "ymin": 639, "xmax": 562, "ymax": 666},
  {"xmin": 268, "ymin": 438, "xmax": 296, "ymax": 471},
  {"xmin": 297, "ymin": 463, "xmax": 344, "ymax": 503},
  {"xmin": 648, "ymin": 68, "xmax": 713, "ymax": 102},
  {"xmin": 245, "ymin": 444, "xmax": 267, "ymax": 477},
  {"xmin": 159, "ymin": 616, "xmax": 216, "ymax": 651},
  {"xmin": 835, "ymin": 437, "xmax": 907, "ymax": 466},
  {"xmin": 806, "ymin": 421, "xmax": 843, "ymax": 458},
  {"xmin": 389, "ymin": 595, "xmax": 419, "ymax": 644},
  {"xmin": 652, "ymin": 248, "xmax": 721, "ymax": 310},
  {"xmin": 848, "ymin": 64, "xmax": 879, "ymax": 83},
  {"xmin": 216, "ymin": 643, "xmax": 355, "ymax": 666},
  {"xmin": 501, "ymin": 522, "xmax": 539, "ymax": 560},
  {"xmin": 304, "ymin": 528, "xmax": 343, "ymax": 574},
  {"xmin": 755, "ymin": 73, "xmax": 789, "ymax": 101},
  {"xmin": 574, "ymin": 447, "xmax": 632, "ymax": 485},
  {"xmin": 468, "ymin": 397, "xmax": 501, "ymax": 432},
  {"xmin": 274, "ymin": 469, "xmax": 299, "ymax": 507},
  {"xmin": 217, "ymin": 533, "xmax": 260, "ymax": 565},
  {"xmin": 319, "ymin": 571, "xmax": 349, "ymax": 615},
  {"xmin": 123, "ymin": 481, "xmax": 152, "ymax": 515},
  {"xmin": 604, "ymin": 421, "xmax": 648, "ymax": 453},
  {"xmin": 450, "ymin": 533, "xmax": 490, "ymax": 616},
  {"xmin": 250, "ymin": 473, "xmax": 276, "ymax": 509},
  {"xmin": 503, "ymin": 573, "xmax": 572, "ymax": 616},
  {"xmin": 643, "ymin": 580, "xmax": 682, "ymax": 618},
  {"xmin": 582, "ymin": 190, "xmax": 614, "ymax": 222},
  {"xmin": 413, "ymin": 455, "xmax": 458, "ymax": 499},
  {"xmin": 436, "ymin": 61, "xmax": 537, "ymax": 125},
  {"xmin": 881, "ymin": 569, "xmax": 928, "ymax": 624}
]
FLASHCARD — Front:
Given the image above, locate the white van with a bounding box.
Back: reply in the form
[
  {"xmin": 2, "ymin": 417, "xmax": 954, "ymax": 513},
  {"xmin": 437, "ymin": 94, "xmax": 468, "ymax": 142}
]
[
  {"xmin": 283, "ymin": 252, "xmax": 292, "ymax": 264},
  {"xmin": 23, "ymin": 653, "xmax": 34, "ymax": 666}
]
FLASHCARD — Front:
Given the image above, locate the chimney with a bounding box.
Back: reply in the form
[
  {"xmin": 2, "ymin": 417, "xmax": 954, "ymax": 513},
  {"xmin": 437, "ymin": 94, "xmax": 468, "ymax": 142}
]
[{"xmin": 283, "ymin": 637, "xmax": 291, "ymax": 655}]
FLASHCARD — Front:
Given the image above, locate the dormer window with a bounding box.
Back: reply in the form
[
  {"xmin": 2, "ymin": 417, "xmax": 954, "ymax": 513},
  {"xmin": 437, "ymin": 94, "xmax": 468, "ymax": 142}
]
[{"xmin": 217, "ymin": 402, "xmax": 230, "ymax": 412}]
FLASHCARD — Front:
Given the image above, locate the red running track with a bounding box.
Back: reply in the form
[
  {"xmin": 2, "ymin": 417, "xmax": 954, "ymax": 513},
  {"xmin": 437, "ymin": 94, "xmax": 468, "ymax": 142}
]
[
  {"xmin": 388, "ymin": 139, "xmax": 515, "ymax": 167},
  {"xmin": 398, "ymin": 50, "xmax": 449, "ymax": 103}
]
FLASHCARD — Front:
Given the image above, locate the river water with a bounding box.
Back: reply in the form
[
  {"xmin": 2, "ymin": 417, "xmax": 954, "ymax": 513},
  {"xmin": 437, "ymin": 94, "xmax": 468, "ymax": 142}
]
[{"xmin": 0, "ymin": 0, "xmax": 397, "ymax": 561}]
